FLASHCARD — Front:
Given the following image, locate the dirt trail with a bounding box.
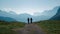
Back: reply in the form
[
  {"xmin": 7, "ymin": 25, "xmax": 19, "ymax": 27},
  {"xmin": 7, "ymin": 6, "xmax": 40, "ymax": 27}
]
[{"xmin": 12, "ymin": 24, "xmax": 46, "ymax": 34}]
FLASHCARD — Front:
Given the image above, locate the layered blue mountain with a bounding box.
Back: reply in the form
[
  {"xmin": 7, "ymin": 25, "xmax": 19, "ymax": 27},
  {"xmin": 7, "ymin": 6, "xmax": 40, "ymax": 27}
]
[
  {"xmin": 50, "ymin": 7, "xmax": 60, "ymax": 20},
  {"xmin": 0, "ymin": 16, "xmax": 16, "ymax": 22},
  {"xmin": 16, "ymin": 14, "xmax": 33, "ymax": 22},
  {"xmin": 0, "ymin": 10, "xmax": 18, "ymax": 18},
  {"xmin": 0, "ymin": 6, "xmax": 60, "ymax": 22},
  {"xmin": 41, "ymin": 6, "xmax": 58, "ymax": 18}
]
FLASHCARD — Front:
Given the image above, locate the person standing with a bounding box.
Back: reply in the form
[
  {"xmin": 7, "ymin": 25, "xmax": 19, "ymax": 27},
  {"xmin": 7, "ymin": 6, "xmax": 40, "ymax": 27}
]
[
  {"xmin": 30, "ymin": 18, "xmax": 32, "ymax": 24},
  {"xmin": 27, "ymin": 18, "xmax": 29, "ymax": 24}
]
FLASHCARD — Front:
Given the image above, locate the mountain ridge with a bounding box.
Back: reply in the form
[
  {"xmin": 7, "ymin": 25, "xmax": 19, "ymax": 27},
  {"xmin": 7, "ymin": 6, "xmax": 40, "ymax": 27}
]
[
  {"xmin": 0, "ymin": 6, "xmax": 60, "ymax": 22},
  {"xmin": 50, "ymin": 7, "xmax": 60, "ymax": 20}
]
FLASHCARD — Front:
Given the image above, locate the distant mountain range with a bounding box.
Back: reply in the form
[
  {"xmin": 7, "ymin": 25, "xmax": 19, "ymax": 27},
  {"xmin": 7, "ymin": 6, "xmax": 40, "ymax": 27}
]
[
  {"xmin": 0, "ymin": 16, "xmax": 16, "ymax": 22},
  {"xmin": 50, "ymin": 7, "xmax": 60, "ymax": 20},
  {"xmin": 0, "ymin": 6, "xmax": 60, "ymax": 23}
]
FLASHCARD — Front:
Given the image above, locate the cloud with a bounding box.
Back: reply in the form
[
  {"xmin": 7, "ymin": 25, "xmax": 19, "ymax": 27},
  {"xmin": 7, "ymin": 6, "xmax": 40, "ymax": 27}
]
[{"xmin": 0, "ymin": 8, "xmax": 44, "ymax": 15}]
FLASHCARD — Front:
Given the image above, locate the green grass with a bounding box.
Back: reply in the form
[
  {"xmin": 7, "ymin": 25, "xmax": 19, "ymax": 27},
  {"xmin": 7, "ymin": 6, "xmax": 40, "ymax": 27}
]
[
  {"xmin": 35, "ymin": 20, "xmax": 60, "ymax": 34},
  {"xmin": 0, "ymin": 21, "xmax": 25, "ymax": 34}
]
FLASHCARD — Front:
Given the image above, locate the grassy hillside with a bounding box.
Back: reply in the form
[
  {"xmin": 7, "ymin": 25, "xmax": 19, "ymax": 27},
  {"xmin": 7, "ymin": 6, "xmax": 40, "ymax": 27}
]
[
  {"xmin": 0, "ymin": 21, "xmax": 25, "ymax": 34},
  {"xmin": 35, "ymin": 20, "xmax": 60, "ymax": 34}
]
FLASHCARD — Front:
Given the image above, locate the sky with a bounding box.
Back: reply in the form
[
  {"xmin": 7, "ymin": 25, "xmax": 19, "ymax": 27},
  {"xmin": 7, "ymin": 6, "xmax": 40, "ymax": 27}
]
[{"xmin": 0, "ymin": 0, "xmax": 60, "ymax": 15}]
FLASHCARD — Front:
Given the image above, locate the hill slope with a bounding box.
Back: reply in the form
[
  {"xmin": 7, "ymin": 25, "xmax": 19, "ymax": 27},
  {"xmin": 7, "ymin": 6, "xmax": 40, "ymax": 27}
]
[
  {"xmin": 50, "ymin": 7, "xmax": 60, "ymax": 20},
  {"xmin": 0, "ymin": 21, "xmax": 25, "ymax": 34},
  {"xmin": 35, "ymin": 20, "xmax": 60, "ymax": 34}
]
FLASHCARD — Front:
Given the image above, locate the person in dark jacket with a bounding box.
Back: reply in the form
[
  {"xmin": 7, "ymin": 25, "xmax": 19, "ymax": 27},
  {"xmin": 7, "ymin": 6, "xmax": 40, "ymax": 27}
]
[
  {"xmin": 27, "ymin": 18, "xmax": 29, "ymax": 24},
  {"xmin": 30, "ymin": 18, "xmax": 33, "ymax": 23}
]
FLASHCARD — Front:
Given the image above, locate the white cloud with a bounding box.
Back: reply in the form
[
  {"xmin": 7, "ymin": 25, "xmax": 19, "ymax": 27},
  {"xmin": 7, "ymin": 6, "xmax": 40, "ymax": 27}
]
[{"xmin": 0, "ymin": 8, "xmax": 47, "ymax": 16}]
